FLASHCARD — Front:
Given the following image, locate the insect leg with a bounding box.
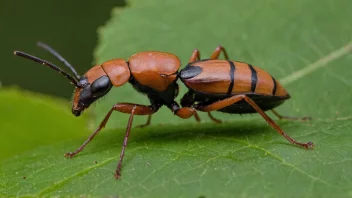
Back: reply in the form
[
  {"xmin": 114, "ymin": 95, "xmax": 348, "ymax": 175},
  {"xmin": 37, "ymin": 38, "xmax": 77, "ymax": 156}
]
[
  {"xmin": 180, "ymin": 90, "xmax": 221, "ymax": 123},
  {"xmin": 195, "ymin": 95, "xmax": 314, "ymax": 149},
  {"xmin": 207, "ymin": 112, "xmax": 222, "ymax": 123},
  {"xmin": 175, "ymin": 106, "xmax": 201, "ymax": 121},
  {"xmin": 271, "ymin": 109, "xmax": 311, "ymax": 122},
  {"xmin": 188, "ymin": 45, "xmax": 230, "ymax": 63},
  {"xmin": 179, "ymin": 91, "xmax": 201, "ymax": 122},
  {"xmin": 135, "ymin": 115, "xmax": 152, "ymax": 128},
  {"xmin": 169, "ymin": 101, "xmax": 200, "ymax": 122},
  {"xmin": 188, "ymin": 49, "xmax": 201, "ymax": 62},
  {"xmin": 64, "ymin": 103, "xmax": 158, "ymax": 179},
  {"xmin": 210, "ymin": 45, "xmax": 230, "ymax": 60}
]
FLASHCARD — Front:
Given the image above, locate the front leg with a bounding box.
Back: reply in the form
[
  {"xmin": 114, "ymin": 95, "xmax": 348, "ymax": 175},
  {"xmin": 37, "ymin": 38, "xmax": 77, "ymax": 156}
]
[{"xmin": 64, "ymin": 103, "xmax": 159, "ymax": 179}]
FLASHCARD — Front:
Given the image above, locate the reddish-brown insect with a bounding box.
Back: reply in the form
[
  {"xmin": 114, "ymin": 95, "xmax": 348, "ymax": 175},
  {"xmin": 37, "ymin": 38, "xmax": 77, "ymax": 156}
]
[{"xmin": 14, "ymin": 43, "xmax": 314, "ymax": 179}]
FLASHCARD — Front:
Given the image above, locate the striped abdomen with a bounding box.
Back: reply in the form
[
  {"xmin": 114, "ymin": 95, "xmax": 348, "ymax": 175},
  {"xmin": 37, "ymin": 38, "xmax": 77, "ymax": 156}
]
[{"xmin": 179, "ymin": 59, "xmax": 288, "ymax": 97}]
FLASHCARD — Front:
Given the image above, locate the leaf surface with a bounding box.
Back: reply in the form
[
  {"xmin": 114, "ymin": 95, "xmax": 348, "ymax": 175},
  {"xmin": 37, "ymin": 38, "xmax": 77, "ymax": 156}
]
[
  {"xmin": 1, "ymin": 120, "xmax": 352, "ymax": 197},
  {"xmin": 0, "ymin": 88, "xmax": 89, "ymax": 161},
  {"xmin": 2, "ymin": 0, "xmax": 352, "ymax": 197}
]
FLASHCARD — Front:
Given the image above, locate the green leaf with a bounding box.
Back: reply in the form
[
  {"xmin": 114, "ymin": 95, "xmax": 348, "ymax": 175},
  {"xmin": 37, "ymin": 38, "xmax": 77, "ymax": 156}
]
[
  {"xmin": 0, "ymin": 88, "xmax": 89, "ymax": 162},
  {"xmin": 94, "ymin": 0, "xmax": 352, "ymax": 128},
  {"xmin": 1, "ymin": 120, "xmax": 352, "ymax": 197},
  {"xmin": 2, "ymin": 0, "xmax": 352, "ymax": 197}
]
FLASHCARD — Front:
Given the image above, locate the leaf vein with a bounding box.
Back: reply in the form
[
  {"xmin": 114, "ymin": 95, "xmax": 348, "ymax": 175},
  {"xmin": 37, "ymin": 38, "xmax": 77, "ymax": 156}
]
[
  {"xmin": 280, "ymin": 41, "xmax": 352, "ymax": 85},
  {"xmin": 37, "ymin": 156, "xmax": 118, "ymax": 196}
]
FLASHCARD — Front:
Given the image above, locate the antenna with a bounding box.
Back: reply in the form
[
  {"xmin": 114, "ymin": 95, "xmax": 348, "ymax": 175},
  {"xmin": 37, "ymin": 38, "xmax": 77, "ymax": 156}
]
[
  {"xmin": 37, "ymin": 42, "xmax": 80, "ymax": 79},
  {"xmin": 14, "ymin": 51, "xmax": 81, "ymax": 87}
]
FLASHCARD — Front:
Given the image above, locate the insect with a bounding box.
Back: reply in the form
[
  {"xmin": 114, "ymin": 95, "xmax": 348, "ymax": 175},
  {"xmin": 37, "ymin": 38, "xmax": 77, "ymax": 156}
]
[{"xmin": 14, "ymin": 42, "xmax": 314, "ymax": 179}]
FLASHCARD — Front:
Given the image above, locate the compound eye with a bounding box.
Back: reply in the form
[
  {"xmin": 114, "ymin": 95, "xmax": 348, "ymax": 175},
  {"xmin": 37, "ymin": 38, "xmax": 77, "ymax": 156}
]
[{"xmin": 91, "ymin": 75, "xmax": 112, "ymax": 97}]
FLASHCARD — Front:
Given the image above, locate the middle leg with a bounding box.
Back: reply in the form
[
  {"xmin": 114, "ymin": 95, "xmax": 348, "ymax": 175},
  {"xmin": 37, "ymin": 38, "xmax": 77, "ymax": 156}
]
[{"xmin": 136, "ymin": 115, "xmax": 152, "ymax": 128}]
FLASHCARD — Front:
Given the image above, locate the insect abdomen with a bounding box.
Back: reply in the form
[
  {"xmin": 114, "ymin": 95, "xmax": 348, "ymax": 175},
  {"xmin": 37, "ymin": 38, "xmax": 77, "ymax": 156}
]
[{"xmin": 180, "ymin": 60, "xmax": 288, "ymax": 97}]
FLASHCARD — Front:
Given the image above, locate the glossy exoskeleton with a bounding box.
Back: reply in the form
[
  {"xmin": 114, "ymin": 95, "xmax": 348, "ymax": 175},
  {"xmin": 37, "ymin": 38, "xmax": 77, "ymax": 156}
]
[{"xmin": 14, "ymin": 43, "xmax": 314, "ymax": 179}]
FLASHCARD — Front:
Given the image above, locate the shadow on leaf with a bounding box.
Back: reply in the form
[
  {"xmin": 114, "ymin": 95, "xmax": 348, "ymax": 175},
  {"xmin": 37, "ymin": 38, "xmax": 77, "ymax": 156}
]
[{"xmin": 81, "ymin": 119, "xmax": 302, "ymax": 156}]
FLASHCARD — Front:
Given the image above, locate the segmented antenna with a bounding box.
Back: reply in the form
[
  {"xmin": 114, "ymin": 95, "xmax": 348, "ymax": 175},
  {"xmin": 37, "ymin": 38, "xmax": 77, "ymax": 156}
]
[
  {"xmin": 37, "ymin": 42, "xmax": 80, "ymax": 79},
  {"xmin": 14, "ymin": 51, "xmax": 81, "ymax": 87}
]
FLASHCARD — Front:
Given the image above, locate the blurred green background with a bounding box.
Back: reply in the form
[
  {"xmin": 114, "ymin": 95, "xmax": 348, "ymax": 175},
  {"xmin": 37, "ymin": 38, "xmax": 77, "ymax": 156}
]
[{"xmin": 0, "ymin": 0, "xmax": 125, "ymax": 99}]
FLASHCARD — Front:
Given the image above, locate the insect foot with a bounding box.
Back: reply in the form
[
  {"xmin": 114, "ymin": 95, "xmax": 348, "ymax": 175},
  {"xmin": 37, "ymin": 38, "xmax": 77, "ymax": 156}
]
[
  {"xmin": 305, "ymin": 142, "xmax": 315, "ymax": 149},
  {"xmin": 64, "ymin": 152, "xmax": 75, "ymax": 158}
]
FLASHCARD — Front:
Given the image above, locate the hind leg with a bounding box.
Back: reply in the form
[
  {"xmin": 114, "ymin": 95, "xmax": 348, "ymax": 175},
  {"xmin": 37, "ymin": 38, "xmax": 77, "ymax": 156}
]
[{"xmin": 195, "ymin": 94, "xmax": 314, "ymax": 149}]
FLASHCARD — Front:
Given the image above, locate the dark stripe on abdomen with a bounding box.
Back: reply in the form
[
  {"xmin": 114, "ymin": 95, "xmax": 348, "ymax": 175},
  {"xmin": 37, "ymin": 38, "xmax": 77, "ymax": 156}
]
[
  {"xmin": 227, "ymin": 61, "xmax": 236, "ymax": 95},
  {"xmin": 271, "ymin": 76, "xmax": 277, "ymax": 95},
  {"xmin": 248, "ymin": 64, "xmax": 257, "ymax": 92}
]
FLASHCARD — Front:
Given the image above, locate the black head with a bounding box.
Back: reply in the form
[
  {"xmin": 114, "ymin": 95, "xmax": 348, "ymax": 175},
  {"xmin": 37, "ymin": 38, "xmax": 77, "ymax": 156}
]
[
  {"xmin": 72, "ymin": 75, "xmax": 112, "ymax": 116},
  {"xmin": 14, "ymin": 42, "xmax": 113, "ymax": 117}
]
